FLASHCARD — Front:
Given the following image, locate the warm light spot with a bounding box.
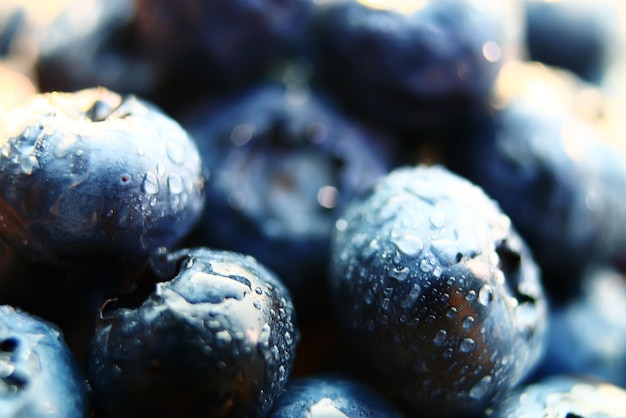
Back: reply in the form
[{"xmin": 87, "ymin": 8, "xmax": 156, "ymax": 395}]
[{"xmin": 357, "ymin": 0, "xmax": 427, "ymax": 14}]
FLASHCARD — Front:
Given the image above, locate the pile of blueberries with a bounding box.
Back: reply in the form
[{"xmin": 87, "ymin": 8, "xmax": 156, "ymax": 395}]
[{"xmin": 1, "ymin": 0, "xmax": 626, "ymax": 416}]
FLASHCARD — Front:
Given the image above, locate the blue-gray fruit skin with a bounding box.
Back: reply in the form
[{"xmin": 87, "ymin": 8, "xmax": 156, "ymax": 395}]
[
  {"xmin": 329, "ymin": 165, "xmax": 548, "ymax": 417},
  {"xmin": 0, "ymin": 87, "xmax": 205, "ymax": 272},
  {"xmin": 309, "ymin": 0, "xmax": 522, "ymax": 131},
  {"xmin": 0, "ymin": 305, "xmax": 89, "ymax": 418},
  {"xmin": 268, "ymin": 374, "xmax": 405, "ymax": 418},
  {"xmin": 88, "ymin": 247, "xmax": 299, "ymax": 418},
  {"xmin": 491, "ymin": 375, "xmax": 626, "ymax": 417},
  {"xmin": 182, "ymin": 81, "xmax": 392, "ymax": 319}
]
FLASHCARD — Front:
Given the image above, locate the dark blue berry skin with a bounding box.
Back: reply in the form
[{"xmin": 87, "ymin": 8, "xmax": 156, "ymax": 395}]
[
  {"xmin": 181, "ymin": 81, "xmax": 393, "ymax": 320},
  {"xmin": 532, "ymin": 268, "xmax": 626, "ymax": 388},
  {"xmin": 525, "ymin": 0, "xmax": 621, "ymax": 84},
  {"xmin": 448, "ymin": 85, "xmax": 626, "ymax": 301},
  {"xmin": 491, "ymin": 375, "xmax": 626, "ymax": 417},
  {"xmin": 87, "ymin": 247, "xmax": 299, "ymax": 418},
  {"xmin": 0, "ymin": 88, "xmax": 205, "ymax": 277},
  {"xmin": 134, "ymin": 0, "xmax": 314, "ymax": 91},
  {"xmin": 0, "ymin": 305, "xmax": 89, "ymax": 418},
  {"xmin": 268, "ymin": 374, "xmax": 405, "ymax": 418},
  {"xmin": 329, "ymin": 165, "xmax": 548, "ymax": 417},
  {"xmin": 308, "ymin": 0, "xmax": 522, "ymax": 131}
]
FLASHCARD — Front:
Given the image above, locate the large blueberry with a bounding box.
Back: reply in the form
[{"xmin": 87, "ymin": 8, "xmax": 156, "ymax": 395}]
[
  {"xmin": 0, "ymin": 305, "xmax": 89, "ymax": 417},
  {"xmin": 87, "ymin": 247, "xmax": 298, "ymax": 418},
  {"xmin": 268, "ymin": 374, "xmax": 404, "ymax": 417},
  {"xmin": 329, "ymin": 165, "xmax": 547, "ymax": 417},
  {"xmin": 182, "ymin": 81, "xmax": 393, "ymax": 319},
  {"xmin": 309, "ymin": 0, "xmax": 524, "ymax": 131},
  {"xmin": 0, "ymin": 87, "xmax": 205, "ymax": 275}
]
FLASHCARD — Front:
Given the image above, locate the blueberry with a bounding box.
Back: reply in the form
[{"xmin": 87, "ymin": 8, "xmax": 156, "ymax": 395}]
[
  {"xmin": 0, "ymin": 305, "xmax": 89, "ymax": 417},
  {"xmin": 0, "ymin": 87, "xmax": 205, "ymax": 277},
  {"xmin": 36, "ymin": 0, "xmax": 161, "ymax": 99},
  {"xmin": 181, "ymin": 81, "xmax": 393, "ymax": 320},
  {"xmin": 87, "ymin": 247, "xmax": 298, "ymax": 418},
  {"xmin": 448, "ymin": 63, "xmax": 626, "ymax": 300},
  {"xmin": 533, "ymin": 268, "xmax": 626, "ymax": 387},
  {"xmin": 134, "ymin": 0, "xmax": 314, "ymax": 92},
  {"xmin": 491, "ymin": 375, "xmax": 626, "ymax": 417},
  {"xmin": 309, "ymin": 0, "xmax": 523, "ymax": 131},
  {"xmin": 329, "ymin": 165, "xmax": 547, "ymax": 417},
  {"xmin": 268, "ymin": 374, "xmax": 404, "ymax": 417},
  {"xmin": 525, "ymin": 0, "xmax": 622, "ymax": 84}
]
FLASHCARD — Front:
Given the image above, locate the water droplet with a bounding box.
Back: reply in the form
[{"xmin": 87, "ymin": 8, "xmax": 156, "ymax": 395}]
[
  {"xmin": 469, "ymin": 375, "xmax": 492, "ymax": 400},
  {"xmin": 420, "ymin": 259, "xmax": 434, "ymax": 273},
  {"xmin": 430, "ymin": 212, "xmax": 446, "ymax": 229},
  {"xmin": 479, "ymin": 285, "xmax": 493, "ymax": 306},
  {"xmin": 20, "ymin": 155, "xmax": 39, "ymax": 174},
  {"xmin": 168, "ymin": 173, "xmax": 184, "ymax": 194},
  {"xmin": 443, "ymin": 347, "xmax": 454, "ymax": 359},
  {"xmin": 215, "ymin": 330, "xmax": 232, "ymax": 347},
  {"xmin": 166, "ymin": 142, "xmax": 185, "ymax": 164},
  {"xmin": 462, "ymin": 316, "xmax": 475, "ymax": 329},
  {"xmin": 433, "ymin": 329, "xmax": 447, "ymax": 346},
  {"xmin": 391, "ymin": 266, "xmax": 410, "ymax": 281},
  {"xmin": 466, "ymin": 290, "xmax": 477, "ymax": 302},
  {"xmin": 255, "ymin": 287, "xmax": 263, "ymax": 295},
  {"xmin": 433, "ymin": 265, "xmax": 443, "ymax": 278},
  {"xmin": 460, "ymin": 338, "xmax": 476, "ymax": 353},
  {"xmin": 447, "ymin": 307, "xmax": 457, "ymax": 318},
  {"xmin": 0, "ymin": 144, "xmax": 11, "ymax": 158},
  {"xmin": 141, "ymin": 172, "xmax": 159, "ymax": 195},
  {"xmin": 401, "ymin": 283, "xmax": 421, "ymax": 309},
  {"xmin": 394, "ymin": 235, "xmax": 423, "ymax": 256},
  {"xmin": 284, "ymin": 331, "xmax": 293, "ymax": 345},
  {"xmin": 253, "ymin": 300, "xmax": 261, "ymax": 310}
]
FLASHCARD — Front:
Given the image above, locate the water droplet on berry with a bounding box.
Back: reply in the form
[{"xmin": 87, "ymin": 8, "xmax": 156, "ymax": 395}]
[
  {"xmin": 479, "ymin": 285, "xmax": 493, "ymax": 306},
  {"xmin": 469, "ymin": 375, "xmax": 492, "ymax": 400},
  {"xmin": 433, "ymin": 329, "xmax": 447, "ymax": 346},
  {"xmin": 19, "ymin": 155, "xmax": 39, "ymax": 174},
  {"xmin": 166, "ymin": 142, "xmax": 185, "ymax": 164},
  {"xmin": 141, "ymin": 172, "xmax": 159, "ymax": 195},
  {"xmin": 401, "ymin": 283, "xmax": 422, "ymax": 309},
  {"xmin": 0, "ymin": 144, "xmax": 11, "ymax": 158},
  {"xmin": 168, "ymin": 173, "xmax": 184, "ymax": 194},
  {"xmin": 391, "ymin": 265, "xmax": 410, "ymax": 281},
  {"xmin": 462, "ymin": 316, "xmax": 475, "ymax": 329},
  {"xmin": 215, "ymin": 330, "xmax": 232, "ymax": 347},
  {"xmin": 460, "ymin": 338, "xmax": 476, "ymax": 353},
  {"xmin": 394, "ymin": 234, "xmax": 423, "ymax": 256}
]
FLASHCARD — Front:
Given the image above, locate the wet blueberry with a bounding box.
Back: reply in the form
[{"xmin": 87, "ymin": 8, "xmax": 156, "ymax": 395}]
[
  {"xmin": 329, "ymin": 165, "xmax": 548, "ymax": 417},
  {"xmin": 181, "ymin": 81, "xmax": 393, "ymax": 320},
  {"xmin": 0, "ymin": 305, "xmax": 89, "ymax": 417},
  {"xmin": 0, "ymin": 87, "xmax": 205, "ymax": 278},
  {"xmin": 490, "ymin": 375, "xmax": 626, "ymax": 417},
  {"xmin": 309, "ymin": 0, "xmax": 523, "ymax": 131},
  {"xmin": 268, "ymin": 374, "xmax": 404, "ymax": 417},
  {"xmin": 87, "ymin": 247, "xmax": 298, "ymax": 418}
]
